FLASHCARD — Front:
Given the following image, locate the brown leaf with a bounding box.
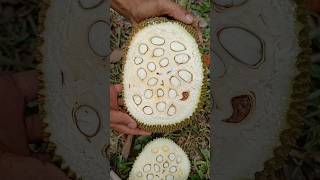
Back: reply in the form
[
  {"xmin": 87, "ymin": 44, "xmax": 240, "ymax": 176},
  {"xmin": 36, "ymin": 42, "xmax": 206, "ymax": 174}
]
[
  {"xmin": 202, "ymin": 54, "xmax": 210, "ymax": 67},
  {"xmin": 109, "ymin": 48, "xmax": 124, "ymax": 63},
  {"xmin": 192, "ymin": 17, "xmax": 204, "ymax": 45},
  {"xmin": 121, "ymin": 134, "xmax": 133, "ymax": 160}
]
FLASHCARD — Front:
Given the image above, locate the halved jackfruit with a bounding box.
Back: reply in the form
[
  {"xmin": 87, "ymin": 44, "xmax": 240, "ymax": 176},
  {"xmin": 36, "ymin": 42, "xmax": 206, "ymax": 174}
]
[
  {"xmin": 122, "ymin": 17, "xmax": 206, "ymax": 133},
  {"xmin": 129, "ymin": 138, "xmax": 190, "ymax": 180}
]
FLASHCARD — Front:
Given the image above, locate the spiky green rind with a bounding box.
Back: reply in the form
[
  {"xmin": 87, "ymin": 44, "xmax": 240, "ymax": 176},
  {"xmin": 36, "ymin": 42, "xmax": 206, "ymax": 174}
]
[
  {"xmin": 121, "ymin": 17, "xmax": 209, "ymax": 133},
  {"xmin": 255, "ymin": 0, "xmax": 312, "ymax": 178},
  {"xmin": 37, "ymin": 0, "xmax": 80, "ymax": 179}
]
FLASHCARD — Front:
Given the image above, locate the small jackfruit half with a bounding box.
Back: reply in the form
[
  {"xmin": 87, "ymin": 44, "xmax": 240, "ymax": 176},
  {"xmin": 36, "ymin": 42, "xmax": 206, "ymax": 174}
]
[
  {"xmin": 122, "ymin": 17, "xmax": 207, "ymax": 133},
  {"xmin": 129, "ymin": 138, "xmax": 190, "ymax": 180}
]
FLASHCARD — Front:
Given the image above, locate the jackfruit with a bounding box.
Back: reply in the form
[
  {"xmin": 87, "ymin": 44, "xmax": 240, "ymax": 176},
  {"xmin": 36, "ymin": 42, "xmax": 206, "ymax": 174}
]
[
  {"xmin": 122, "ymin": 17, "xmax": 207, "ymax": 133},
  {"xmin": 129, "ymin": 138, "xmax": 190, "ymax": 180}
]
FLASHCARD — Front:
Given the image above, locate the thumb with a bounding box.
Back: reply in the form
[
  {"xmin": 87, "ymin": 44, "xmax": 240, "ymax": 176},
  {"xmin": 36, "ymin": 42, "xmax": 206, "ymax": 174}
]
[{"xmin": 160, "ymin": 0, "xmax": 194, "ymax": 24}]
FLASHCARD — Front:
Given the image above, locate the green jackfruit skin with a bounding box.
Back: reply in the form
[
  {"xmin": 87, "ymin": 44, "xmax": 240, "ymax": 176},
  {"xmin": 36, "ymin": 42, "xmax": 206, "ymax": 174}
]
[{"xmin": 121, "ymin": 17, "xmax": 209, "ymax": 133}]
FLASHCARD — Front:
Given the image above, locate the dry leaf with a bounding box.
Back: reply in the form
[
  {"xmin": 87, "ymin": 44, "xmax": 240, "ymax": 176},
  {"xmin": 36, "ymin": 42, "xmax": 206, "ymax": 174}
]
[
  {"xmin": 121, "ymin": 135, "xmax": 133, "ymax": 160},
  {"xmin": 199, "ymin": 18, "xmax": 208, "ymax": 28},
  {"xmin": 203, "ymin": 54, "xmax": 210, "ymax": 66},
  {"xmin": 109, "ymin": 48, "xmax": 124, "ymax": 63},
  {"xmin": 192, "ymin": 17, "xmax": 204, "ymax": 45}
]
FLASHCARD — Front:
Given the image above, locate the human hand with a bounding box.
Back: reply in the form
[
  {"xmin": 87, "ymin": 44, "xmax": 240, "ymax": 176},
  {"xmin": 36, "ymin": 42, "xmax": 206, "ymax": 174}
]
[
  {"xmin": 110, "ymin": 84, "xmax": 152, "ymax": 136},
  {"xmin": 0, "ymin": 71, "xmax": 70, "ymax": 180},
  {"xmin": 111, "ymin": 0, "xmax": 203, "ymax": 46},
  {"xmin": 305, "ymin": 0, "xmax": 320, "ymax": 12},
  {"xmin": 112, "ymin": 0, "xmax": 195, "ymax": 25}
]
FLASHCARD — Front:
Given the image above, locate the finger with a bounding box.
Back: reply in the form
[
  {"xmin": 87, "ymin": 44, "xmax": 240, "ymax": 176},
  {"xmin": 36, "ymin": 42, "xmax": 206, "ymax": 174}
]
[
  {"xmin": 25, "ymin": 114, "xmax": 43, "ymax": 142},
  {"xmin": 110, "ymin": 110, "xmax": 136, "ymax": 127},
  {"xmin": 31, "ymin": 152, "xmax": 51, "ymax": 161},
  {"xmin": 110, "ymin": 84, "xmax": 124, "ymax": 110},
  {"xmin": 110, "ymin": 123, "xmax": 151, "ymax": 136},
  {"xmin": 114, "ymin": 84, "xmax": 123, "ymax": 93},
  {"xmin": 159, "ymin": 0, "xmax": 194, "ymax": 24},
  {"xmin": 158, "ymin": 0, "xmax": 202, "ymax": 43},
  {"xmin": 0, "ymin": 151, "xmax": 69, "ymax": 180},
  {"xmin": 0, "ymin": 73, "xmax": 30, "ymax": 156},
  {"xmin": 12, "ymin": 70, "xmax": 38, "ymax": 103},
  {"xmin": 117, "ymin": 98, "xmax": 124, "ymax": 106},
  {"xmin": 305, "ymin": 0, "xmax": 320, "ymax": 12},
  {"xmin": 109, "ymin": 85, "xmax": 119, "ymax": 110}
]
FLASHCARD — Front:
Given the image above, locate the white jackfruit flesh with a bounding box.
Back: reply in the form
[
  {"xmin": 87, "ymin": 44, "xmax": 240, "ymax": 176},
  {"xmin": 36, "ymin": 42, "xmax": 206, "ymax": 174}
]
[
  {"xmin": 123, "ymin": 18, "xmax": 205, "ymax": 132},
  {"xmin": 129, "ymin": 138, "xmax": 190, "ymax": 180}
]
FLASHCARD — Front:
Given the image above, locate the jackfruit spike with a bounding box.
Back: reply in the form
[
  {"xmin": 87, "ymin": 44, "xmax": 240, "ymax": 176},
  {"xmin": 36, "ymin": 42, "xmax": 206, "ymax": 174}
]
[
  {"xmin": 51, "ymin": 155, "xmax": 63, "ymax": 164},
  {"xmin": 41, "ymin": 122, "xmax": 48, "ymax": 129},
  {"xmin": 45, "ymin": 142, "xmax": 56, "ymax": 153},
  {"xmin": 67, "ymin": 170, "xmax": 77, "ymax": 179}
]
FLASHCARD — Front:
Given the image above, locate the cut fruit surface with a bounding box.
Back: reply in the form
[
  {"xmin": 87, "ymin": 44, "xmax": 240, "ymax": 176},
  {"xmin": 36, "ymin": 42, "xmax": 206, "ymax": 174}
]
[
  {"xmin": 129, "ymin": 138, "xmax": 190, "ymax": 180},
  {"xmin": 123, "ymin": 18, "xmax": 205, "ymax": 132}
]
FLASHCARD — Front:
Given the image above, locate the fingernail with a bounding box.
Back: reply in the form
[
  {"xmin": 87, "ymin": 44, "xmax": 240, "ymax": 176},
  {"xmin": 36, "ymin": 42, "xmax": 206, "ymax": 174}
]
[
  {"xmin": 185, "ymin": 14, "xmax": 194, "ymax": 24},
  {"xmin": 128, "ymin": 122, "xmax": 137, "ymax": 129}
]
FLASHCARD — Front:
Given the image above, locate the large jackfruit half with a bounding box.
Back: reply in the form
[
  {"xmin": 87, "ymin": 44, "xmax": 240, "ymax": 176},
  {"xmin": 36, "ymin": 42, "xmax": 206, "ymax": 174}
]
[
  {"xmin": 122, "ymin": 17, "xmax": 206, "ymax": 133},
  {"xmin": 129, "ymin": 138, "xmax": 190, "ymax": 180}
]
